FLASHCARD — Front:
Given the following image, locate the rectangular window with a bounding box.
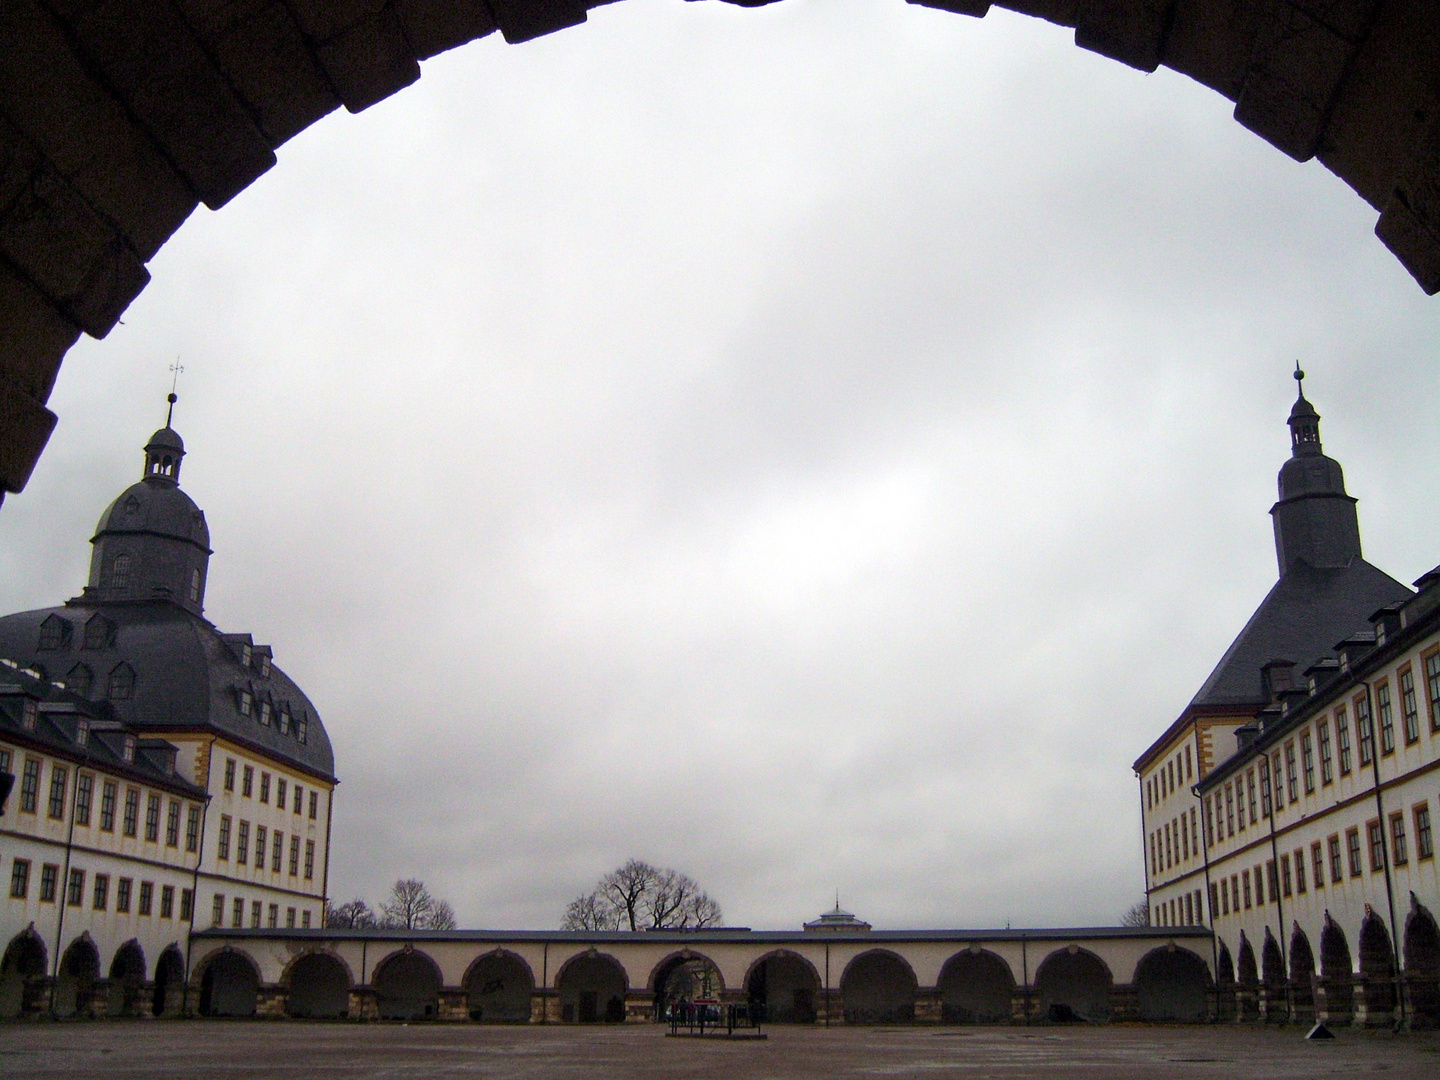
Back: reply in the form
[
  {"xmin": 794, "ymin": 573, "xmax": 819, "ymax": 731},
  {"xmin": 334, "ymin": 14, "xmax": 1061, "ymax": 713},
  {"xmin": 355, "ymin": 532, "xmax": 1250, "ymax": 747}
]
[
  {"xmin": 276, "ymin": 778, "xmax": 287, "ymax": 808},
  {"xmin": 1318, "ymin": 720, "xmax": 1334, "ymax": 784},
  {"xmin": 48, "ymin": 765, "xmax": 68, "ymax": 819},
  {"xmin": 271, "ymin": 831, "xmax": 283, "ymax": 873},
  {"xmin": 1190, "ymin": 808, "xmax": 1198, "ymax": 857},
  {"xmin": 1347, "ymin": 828, "xmax": 1363, "ymax": 877},
  {"xmin": 9, "ymin": 859, "xmax": 29, "ymax": 898},
  {"xmin": 1246, "ymin": 769, "xmax": 1257, "ymax": 824},
  {"xmin": 1281, "ymin": 854, "xmax": 1292, "ymax": 897},
  {"xmin": 165, "ymin": 799, "xmax": 180, "ymax": 847},
  {"xmin": 1427, "ymin": 650, "xmax": 1440, "ymax": 731},
  {"xmin": 1225, "ymin": 783, "xmax": 1235, "ymax": 836},
  {"xmin": 236, "ymin": 821, "xmax": 249, "ymax": 865},
  {"xmin": 1164, "ymin": 822, "xmax": 1172, "ymax": 867},
  {"xmin": 1204, "ymin": 796, "xmax": 1214, "ymax": 847},
  {"xmin": 302, "ymin": 910, "xmax": 311, "ymax": 929},
  {"xmin": 185, "ymin": 805, "xmax": 200, "ymax": 852},
  {"xmin": 259, "ymin": 772, "xmax": 270, "ymax": 804},
  {"xmin": 293, "ymin": 786, "xmax": 303, "ymax": 814},
  {"xmin": 1328, "ymin": 836, "xmax": 1343, "ymax": 883},
  {"xmin": 224, "ymin": 758, "xmax": 236, "ymax": 791},
  {"xmin": 1285, "ymin": 742, "xmax": 1298, "ymax": 801},
  {"xmin": 1357, "ymin": 693, "xmax": 1375, "ymax": 767},
  {"xmin": 67, "ymin": 868, "xmax": 84, "ymax": 906},
  {"xmin": 19, "ymin": 758, "xmax": 39, "ymax": 813},
  {"xmin": 92, "ymin": 873, "xmax": 108, "ymax": 910},
  {"xmin": 1265, "ymin": 861, "xmax": 1277, "ymax": 903},
  {"xmin": 75, "ymin": 773, "xmax": 93, "ymax": 825},
  {"xmin": 1294, "ymin": 849, "xmax": 1307, "ymax": 894},
  {"xmin": 138, "ymin": 881, "xmax": 153, "ymax": 916},
  {"xmin": 218, "ymin": 815, "xmax": 231, "ymax": 860},
  {"xmin": 145, "ymin": 793, "xmax": 160, "ymax": 842},
  {"xmin": 1337, "ymin": 707, "xmax": 1353, "ymax": 774},
  {"xmin": 1418, "ymin": 804, "xmax": 1434, "ymax": 860},
  {"xmin": 250, "ymin": 900, "xmax": 261, "ymax": 929},
  {"xmin": 116, "ymin": 878, "xmax": 131, "ymax": 913},
  {"xmin": 39, "ymin": 864, "xmax": 58, "ymax": 902},
  {"xmin": 160, "ymin": 885, "xmax": 174, "ymax": 919},
  {"xmin": 1181, "ymin": 813, "xmax": 1189, "ymax": 861},
  {"xmin": 242, "ymin": 765, "xmax": 253, "ymax": 797},
  {"xmin": 267, "ymin": 903, "xmax": 278, "ymax": 929},
  {"xmin": 99, "ymin": 780, "xmax": 116, "ymax": 831},
  {"xmin": 213, "ymin": 894, "xmax": 225, "ymax": 926},
  {"xmin": 1260, "ymin": 758, "xmax": 1272, "ymax": 816},
  {"xmin": 1377, "ymin": 680, "xmax": 1395, "ymax": 755},
  {"xmin": 255, "ymin": 825, "xmax": 267, "ymax": 867},
  {"xmin": 1209, "ymin": 883, "xmax": 1219, "ymax": 918},
  {"xmin": 233, "ymin": 897, "xmax": 244, "ymax": 928},
  {"xmin": 1271, "ymin": 752, "xmax": 1283, "ymax": 808},
  {"xmin": 1391, "ymin": 813, "xmax": 1408, "ymax": 865},
  {"xmin": 123, "ymin": 788, "xmax": 138, "ymax": 836},
  {"xmin": 286, "ymin": 907, "xmax": 296, "ymax": 929},
  {"xmin": 304, "ymin": 839, "xmax": 314, "ymax": 880},
  {"xmin": 179, "ymin": 889, "xmax": 192, "ymax": 920},
  {"xmin": 288, "ymin": 835, "xmax": 300, "ymax": 876},
  {"xmin": 1368, "ymin": 819, "xmax": 1386, "ymax": 872},
  {"xmin": 1242, "ymin": 871, "xmax": 1252, "ymax": 909},
  {"xmin": 1400, "ymin": 666, "xmax": 1420, "ymax": 743},
  {"xmin": 1301, "ymin": 732, "xmax": 1315, "ymax": 794},
  {"xmin": 309, "ymin": 791, "xmax": 318, "ymax": 820}
]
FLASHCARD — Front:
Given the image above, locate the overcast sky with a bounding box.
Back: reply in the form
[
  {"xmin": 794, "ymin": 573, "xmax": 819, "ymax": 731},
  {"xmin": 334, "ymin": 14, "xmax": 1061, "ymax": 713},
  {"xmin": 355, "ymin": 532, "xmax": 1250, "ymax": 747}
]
[{"xmin": 1, "ymin": 0, "xmax": 1437, "ymax": 931}]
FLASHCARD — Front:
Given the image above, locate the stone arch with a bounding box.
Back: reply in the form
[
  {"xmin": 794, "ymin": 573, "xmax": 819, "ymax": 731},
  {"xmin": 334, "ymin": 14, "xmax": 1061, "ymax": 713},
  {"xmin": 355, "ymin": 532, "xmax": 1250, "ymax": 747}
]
[
  {"xmin": 284, "ymin": 951, "xmax": 353, "ymax": 1019},
  {"xmin": 1289, "ymin": 923, "xmax": 1316, "ymax": 1015},
  {"xmin": 1216, "ymin": 940, "xmax": 1235, "ymax": 985},
  {"xmin": 744, "ymin": 949, "xmax": 820, "ymax": 1024},
  {"xmin": 937, "ymin": 948, "xmax": 1015, "ymax": 1024},
  {"xmin": 1261, "ymin": 928, "xmax": 1285, "ymax": 987},
  {"xmin": 555, "ymin": 950, "xmax": 628, "ymax": 1023},
  {"xmin": 1236, "ymin": 931, "xmax": 1258, "ymax": 986},
  {"xmin": 372, "ymin": 948, "xmax": 443, "ymax": 1021},
  {"xmin": 1358, "ymin": 906, "xmax": 1397, "ymax": 1014},
  {"xmin": 197, "ymin": 949, "xmax": 260, "ymax": 1017},
  {"xmin": 463, "ymin": 949, "xmax": 535, "ymax": 1023},
  {"xmin": 1404, "ymin": 895, "xmax": 1440, "ymax": 1029},
  {"xmin": 107, "ymin": 939, "xmax": 147, "ymax": 1018},
  {"xmin": 152, "ymin": 944, "xmax": 186, "ymax": 1017},
  {"xmin": 1320, "ymin": 914, "xmax": 1353, "ymax": 980},
  {"xmin": 839, "ymin": 949, "xmax": 918, "ymax": 1025},
  {"xmin": 1133, "ymin": 945, "xmax": 1211, "ymax": 1022},
  {"xmin": 649, "ymin": 950, "xmax": 724, "ymax": 1022},
  {"xmin": 2, "ymin": 0, "xmax": 1440, "ymax": 503},
  {"xmin": 1034, "ymin": 946, "xmax": 1113, "ymax": 1023},
  {"xmin": 0, "ymin": 928, "xmax": 47, "ymax": 1018},
  {"xmin": 54, "ymin": 935, "xmax": 101, "ymax": 1017}
]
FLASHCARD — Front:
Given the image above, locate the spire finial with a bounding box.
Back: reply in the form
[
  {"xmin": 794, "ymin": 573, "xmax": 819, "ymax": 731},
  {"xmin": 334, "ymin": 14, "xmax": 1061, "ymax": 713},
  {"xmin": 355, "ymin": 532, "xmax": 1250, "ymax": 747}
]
[
  {"xmin": 1293, "ymin": 360, "xmax": 1305, "ymax": 395},
  {"xmin": 167, "ymin": 360, "xmax": 184, "ymax": 427}
]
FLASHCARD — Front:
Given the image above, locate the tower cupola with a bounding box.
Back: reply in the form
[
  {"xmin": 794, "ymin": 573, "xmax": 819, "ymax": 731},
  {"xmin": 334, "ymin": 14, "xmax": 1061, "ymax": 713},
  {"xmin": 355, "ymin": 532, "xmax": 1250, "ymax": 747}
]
[{"xmin": 1270, "ymin": 368, "xmax": 1361, "ymax": 575}]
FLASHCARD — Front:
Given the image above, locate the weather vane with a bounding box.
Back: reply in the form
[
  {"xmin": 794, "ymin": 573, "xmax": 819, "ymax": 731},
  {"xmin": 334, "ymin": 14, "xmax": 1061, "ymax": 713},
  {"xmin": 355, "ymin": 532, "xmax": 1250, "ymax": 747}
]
[{"xmin": 167, "ymin": 359, "xmax": 184, "ymax": 427}]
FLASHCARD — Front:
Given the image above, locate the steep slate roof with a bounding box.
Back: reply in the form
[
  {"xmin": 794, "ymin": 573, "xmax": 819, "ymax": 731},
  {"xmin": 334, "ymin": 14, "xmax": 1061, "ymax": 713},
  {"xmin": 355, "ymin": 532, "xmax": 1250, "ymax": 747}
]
[{"xmin": 1188, "ymin": 557, "xmax": 1411, "ymax": 709}]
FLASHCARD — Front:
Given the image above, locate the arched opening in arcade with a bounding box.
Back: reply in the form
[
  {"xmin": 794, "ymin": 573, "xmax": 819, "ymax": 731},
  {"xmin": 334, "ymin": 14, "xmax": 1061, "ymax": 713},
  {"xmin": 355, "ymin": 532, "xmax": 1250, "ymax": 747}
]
[
  {"xmin": 1034, "ymin": 947, "xmax": 1112, "ymax": 1023},
  {"xmin": 1404, "ymin": 898, "xmax": 1440, "ymax": 1030},
  {"xmin": 152, "ymin": 945, "xmax": 186, "ymax": 1017},
  {"xmin": 937, "ymin": 949, "xmax": 1015, "ymax": 1024},
  {"xmin": 1358, "ymin": 909, "xmax": 1397, "ymax": 1014},
  {"xmin": 1261, "ymin": 930, "xmax": 1285, "ymax": 989},
  {"xmin": 464, "ymin": 950, "xmax": 535, "ymax": 1023},
  {"xmin": 1236, "ymin": 932, "xmax": 1259, "ymax": 987},
  {"xmin": 0, "ymin": 930, "xmax": 47, "ymax": 1018},
  {"xmin": 745, "ymin": 951, "xmax": 819, "ymax": 1024},
  {"xmin": 108, "ymin": 940, "xmax": 147, "ymax": 1018},
  {"xmin": 556, "ymin": 952, "xmax": 627, "ymax": 1023},
  {"xmin": 286, "ymin": 952, "xmax": 353, "ymax": 1019},
  {"xmin": 54, "ymin": 936, "xmax": 100, "ymax": 1017},
  {"xmin": 1133, "ymin": 946, "xmax": 1210, "ymax": 1022},
  {"xmin": 198, "ymin": 950, "xmax": 260, "ymax": 1017},
  {"xmin": 1290, "ymin": 924, "xmax": 1316, "ymax": 1018},
  {"xmin": 373, "ymin": 950, "xmax": 443, "ymax": 1021},
  {"xmin": 840, "ymin": 950, "xmax": 917, "ymax": 1024},
  {"xmin": 651, "ymin": 952, "xmax": 723, "ymax": 1023}
]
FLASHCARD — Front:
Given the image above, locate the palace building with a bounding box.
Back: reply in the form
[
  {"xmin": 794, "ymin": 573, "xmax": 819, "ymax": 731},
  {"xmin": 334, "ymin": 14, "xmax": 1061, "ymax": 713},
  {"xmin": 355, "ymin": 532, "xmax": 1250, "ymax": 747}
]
[
  {"xmin": 0, "ymin": 411, "xmax": 337, "ymax": 1017},
  {"xmin": 1135, "ymin": 373, "xmax": 1440, "ymax": 1025}
]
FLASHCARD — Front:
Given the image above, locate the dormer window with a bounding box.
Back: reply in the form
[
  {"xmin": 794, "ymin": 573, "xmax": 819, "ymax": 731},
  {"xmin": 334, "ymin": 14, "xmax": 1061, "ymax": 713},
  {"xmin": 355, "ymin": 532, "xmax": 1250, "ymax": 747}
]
[
  {"xmin": 278, "ymin": 709, "xmax": 290, "ymax": 736},
  {"xmin": 75, "ymin": 720, "xmax": 89, "ymax": 747},
  {"xmin": 296, "ymin": 715, "xmax": 308, "ymax": 744},
  {"xmin": 259, "ymin": 655, "xmax": 270, "ymax": 677},
  {"xmin": 1375, "ymin": 623, "xmax": 1386, "ymax": 646},
  {"xmin": 259, "ymin": 701, "xmax": 272, "ymax": 727},
  {"xmin": 238, "ymin": 691, "xmax": 253, "ymax": 717},
  {"xmin": 38, "ymin": 614, "xmax": 71, "ymax": 651},
  {"xmin": 65, "ymin": 663, "xmax": 92, "ymax": 698},
  {"xmin": 241, "ymin": 643, "xmax": 252, "ymax": 669},
  {"xmin": 82, "ymin": 614, "xmax": 114, "ymax": 650},
  {"xmin": 188, "ymin": 568, "xmax": 201, "ymax": 602},
  {"xmin": 122, "ymin": 735, "xmax": 136, "ymax": 763},
  {"xmin": 107, "ymin": 663, "xmax": 135, "ymax": 701},
  {"xmin": 1339, "ymin": 652, "xmax": 1349, "ymax": 673},
  {"xmin": 1308, "ymin": 676, "xmax": 1317, "ymax": 695},
  {"xmin": 110, "ymin": 554, "xmax": 131, "ymax": 589},
  {"xmin": 21, "ymin": 698, "xmax": 37, "ymax": 731}
]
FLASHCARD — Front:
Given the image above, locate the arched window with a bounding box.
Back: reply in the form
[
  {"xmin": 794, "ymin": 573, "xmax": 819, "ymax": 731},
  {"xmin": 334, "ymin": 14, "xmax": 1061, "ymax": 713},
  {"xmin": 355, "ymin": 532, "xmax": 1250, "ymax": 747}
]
[
  {"xmin": 65, "ymin": 664, "xmax": 93, "ymax": 698},
  {"xmin": 110, "ymin": 554, "xmax": 131, "ymax": 589},
  {"xmin": 188, "ymin": 568, "xmax": 201, "ymax": 602},
  {"xmin": 107, "ymin": 663, "xmax": 136, "ymax": 701}
]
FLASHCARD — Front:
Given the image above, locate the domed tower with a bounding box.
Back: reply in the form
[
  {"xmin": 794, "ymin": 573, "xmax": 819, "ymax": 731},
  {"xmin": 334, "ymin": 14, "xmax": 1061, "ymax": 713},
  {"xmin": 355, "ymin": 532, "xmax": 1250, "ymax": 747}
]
[
  {"xmin": 1270, "ymin": 366, "xmax": 1362, "ymax": 575},
  {"xmin": 83, "ymin": 420, "xmax": 211, "ymax": 614}
]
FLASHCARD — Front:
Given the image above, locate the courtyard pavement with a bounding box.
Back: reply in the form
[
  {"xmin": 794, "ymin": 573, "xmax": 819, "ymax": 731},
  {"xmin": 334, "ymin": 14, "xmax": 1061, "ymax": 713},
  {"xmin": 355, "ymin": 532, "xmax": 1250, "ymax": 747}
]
[{"xmin": 2, "ymin": 1022, "xmax": 1438, "ymax": 1079}]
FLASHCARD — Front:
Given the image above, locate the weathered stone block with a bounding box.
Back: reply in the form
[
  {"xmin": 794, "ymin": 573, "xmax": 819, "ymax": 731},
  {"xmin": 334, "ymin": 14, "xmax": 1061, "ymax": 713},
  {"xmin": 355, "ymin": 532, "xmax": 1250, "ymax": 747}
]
[
  {"xmin": 0, "ymin": 262, "xmax": 81, "ymax": 402},
  {"xmin": 1289, "ymin": 0, "xmax": 1377, "ymax": 42},
  {"xmin": 285, "ymin": 0, "xmax": 386, "ymax": 42},
  {"xmin": 1075, "ymin": 0, "xmax": 1174, "ymax": 73},
  {"xmin": 394, "ymin": 0, "xmax": 497, "ymax": 59},
  {"xmin": 1164, "ymin": 0, "xmax": 1264, "ymax": 100},
  {"xmin": 0, "ymin": 366, "xmax": 59, "ymax": 494},
  {"xmin": 488, "ymin": 0, "xmax": 587, "ymax": 45},
  {"xmin": 315, "ymin": 8, "xmax": 422, "ymax": 113}
]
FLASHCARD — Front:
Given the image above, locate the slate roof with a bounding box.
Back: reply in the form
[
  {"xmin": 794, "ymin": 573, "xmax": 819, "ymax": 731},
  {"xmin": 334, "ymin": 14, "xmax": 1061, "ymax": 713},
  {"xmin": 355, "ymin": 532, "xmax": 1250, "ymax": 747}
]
[
  {"xmin": 0, "ymin": 601, "xmax": 334, "ymax": 779},
  {"xmin": 1188, "ymin": 556, "xmax": 1412, "ymax": 709}
]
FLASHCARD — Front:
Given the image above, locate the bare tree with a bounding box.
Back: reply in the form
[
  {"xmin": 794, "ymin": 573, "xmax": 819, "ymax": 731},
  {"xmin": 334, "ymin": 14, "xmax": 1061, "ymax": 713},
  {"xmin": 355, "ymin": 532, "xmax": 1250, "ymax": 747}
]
[
  {"xmin": 1121, "ymin": 900, "xmax": 1151, "ymax": 927},
  {"xmin": 325, "ymin": 898, "xmax": 376, "ymax": 929},
  {"xmin": 381, "ymin": 879, "xmax": 452, "ymax": 930},
  {"xmin": 427, "ymin": 899, "xmax": 457, "ymax": 931},
  {"xmin": 561, "ymin": 861, "xmax": 723, "ymax": 931}
]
